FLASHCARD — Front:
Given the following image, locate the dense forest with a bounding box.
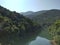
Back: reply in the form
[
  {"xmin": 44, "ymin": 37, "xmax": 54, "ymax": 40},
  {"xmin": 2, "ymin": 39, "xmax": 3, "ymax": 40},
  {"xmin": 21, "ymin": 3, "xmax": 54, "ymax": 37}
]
[
  {"xmin": 0, "ymin": 6, "xmax": 41, "ymax": 45},
  {"xmin": 24, "ymin": 9, "xmax": 60, "ymax": 25}
]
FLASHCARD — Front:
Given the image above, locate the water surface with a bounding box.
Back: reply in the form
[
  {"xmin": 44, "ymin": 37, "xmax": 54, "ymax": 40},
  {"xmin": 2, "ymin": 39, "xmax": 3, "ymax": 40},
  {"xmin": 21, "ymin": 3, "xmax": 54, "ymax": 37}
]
[{"xmin": 28, "ymin": 36, "xmax": 51, "ymax": 45}]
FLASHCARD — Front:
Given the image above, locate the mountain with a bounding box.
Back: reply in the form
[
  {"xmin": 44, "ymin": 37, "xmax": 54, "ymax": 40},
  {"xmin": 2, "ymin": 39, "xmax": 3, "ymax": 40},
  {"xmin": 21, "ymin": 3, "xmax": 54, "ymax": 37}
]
[
  {"xmin": 23, "ymin": 9, "xmax": 60, "ymax": 42},
  {"xmin": 21, "ymin": 10, "xmax": 47, "ymax": 18},
  {"xmin": 24, "ymin": 9, "xmax": 60, "ymax": 25},
  {"xmin": 0, "ymin": 6, "xmax": 41, "ymax": 45},
  {"xmin": 21, "ymin": 11, "xmax": 34, "ymax": 16}
]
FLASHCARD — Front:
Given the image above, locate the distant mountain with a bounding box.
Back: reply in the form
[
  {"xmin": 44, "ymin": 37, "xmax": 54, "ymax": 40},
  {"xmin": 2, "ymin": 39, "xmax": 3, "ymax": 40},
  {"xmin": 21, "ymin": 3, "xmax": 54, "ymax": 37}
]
[
  {"xmin": 21, "ymin": 11, "xmax": 34, "ymax": 16},
  {"xmin": 21, "ymin": 10, "xmax": 47, "ymax": 18},
  {"xmin": 24, "ymin": 9, "xmax": 60, "ymax": 25}
]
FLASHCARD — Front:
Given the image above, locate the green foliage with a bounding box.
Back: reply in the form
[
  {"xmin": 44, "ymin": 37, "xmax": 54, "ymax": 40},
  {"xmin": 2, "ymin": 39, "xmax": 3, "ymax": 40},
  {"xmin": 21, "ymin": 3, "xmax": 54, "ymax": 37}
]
[
  {"xmin": 0, "ymin": 6, "xmax": 41, "ymax": 45},
  {"xmin": 27, "ymin": 9, "xmax": 60, "ymax": 26},
  {"xmin": 48, "ymin": 20, "xmax": 60, "ymax": 45}
]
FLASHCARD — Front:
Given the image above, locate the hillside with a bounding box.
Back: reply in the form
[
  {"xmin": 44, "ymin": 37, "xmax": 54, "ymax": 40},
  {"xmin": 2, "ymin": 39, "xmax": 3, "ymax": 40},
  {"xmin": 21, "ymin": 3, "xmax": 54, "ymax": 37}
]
[
  {"xmin": 22, "ymin": 10, "xmax": 47, "ymax": 18},
  {"xmin": 24, "ymin": 9, "xmax": 60, "ymax": 26},
  {"xmin": 0, "ymin": 6, "xmax": 41, "ymax": 45},
  {"xmin": 48, "ymin": 20, "xmax": 60, "ymax": 45},
  {"xmin": 22, "ymin": 10, "xmax": 60, "ymax": 40},
  {"xmin": 21, "ymin": 11, "xmax": 34, "ymax": 16}
]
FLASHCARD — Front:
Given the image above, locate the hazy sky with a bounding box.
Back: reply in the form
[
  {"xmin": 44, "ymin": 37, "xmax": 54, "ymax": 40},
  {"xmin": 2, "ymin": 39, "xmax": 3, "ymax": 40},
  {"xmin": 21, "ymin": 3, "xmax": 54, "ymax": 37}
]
[{"xmin": 0, "ymin": 0, "xmax": 60, "ymax": 12}]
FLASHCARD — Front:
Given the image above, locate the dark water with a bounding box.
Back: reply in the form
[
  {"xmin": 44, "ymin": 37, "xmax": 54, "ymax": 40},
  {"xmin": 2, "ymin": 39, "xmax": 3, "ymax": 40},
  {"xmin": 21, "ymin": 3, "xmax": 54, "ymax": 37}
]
[
  {"xmin": 17, "ymin": 33, "xmax": 52, "ymax": 45},
  {"xmin": 0, "ymin": 31, "xmax": 52, "ymax": 45},
  {"xmin": 12, "ymin": 33, "xmax": 52, "ymax": 45}
]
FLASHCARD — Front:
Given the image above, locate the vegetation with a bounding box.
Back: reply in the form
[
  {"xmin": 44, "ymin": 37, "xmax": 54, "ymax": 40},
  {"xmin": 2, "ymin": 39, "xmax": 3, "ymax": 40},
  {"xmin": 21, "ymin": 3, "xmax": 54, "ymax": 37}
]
[
  {"xmin": 25, "ymin": 9, "xmax": 60, "ymax": 25},
  {"xmin": 0, "ymin": 5, "xmax": 60, "ymax": 45},
  {"xmin": 48, "ymin": 20, "xmax": 60, "ymax": 45},
  {"xmin": 0, "ymin": 6, "xmax": 41, "ymax": 45},
  {"xmin": 24, "ymin": 9, "xmax": 60, "ymax": 45}
]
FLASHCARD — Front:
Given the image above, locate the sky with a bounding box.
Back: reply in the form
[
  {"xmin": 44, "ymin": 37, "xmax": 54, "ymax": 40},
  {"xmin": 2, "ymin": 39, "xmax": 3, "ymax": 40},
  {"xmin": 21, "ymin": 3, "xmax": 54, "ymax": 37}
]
[{"xmin": 0, "ymin": 0, "xmax": 60, "ymax": 12}]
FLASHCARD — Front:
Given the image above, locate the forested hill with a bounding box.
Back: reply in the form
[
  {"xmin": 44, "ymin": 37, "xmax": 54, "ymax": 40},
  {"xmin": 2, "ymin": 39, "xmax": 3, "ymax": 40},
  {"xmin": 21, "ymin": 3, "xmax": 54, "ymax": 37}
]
[
  {"xmin": 24, "ymin": 9, "xmax": 60, "ymax": 26},
  {"xmin": 0, "ymin": 6, "xmax": 41, "ymax": 37},
  {"xmin": 22, "ymin": 10, "xmax": 47, "ymax": 18}
]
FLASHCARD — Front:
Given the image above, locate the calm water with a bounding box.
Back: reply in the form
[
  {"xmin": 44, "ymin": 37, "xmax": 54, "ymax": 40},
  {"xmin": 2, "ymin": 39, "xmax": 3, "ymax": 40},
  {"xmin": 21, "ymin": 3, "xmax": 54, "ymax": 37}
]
[
  {"xmin": 15, "ymin": 33, "xmax": 52, "ymax": 45},
  {"xmin": 28, "ymin": 36, "xmax": 51, "ymax": 45},
  {"xmin": 0, "ymin": 31, "xmax": 52, "ymax": 45}
]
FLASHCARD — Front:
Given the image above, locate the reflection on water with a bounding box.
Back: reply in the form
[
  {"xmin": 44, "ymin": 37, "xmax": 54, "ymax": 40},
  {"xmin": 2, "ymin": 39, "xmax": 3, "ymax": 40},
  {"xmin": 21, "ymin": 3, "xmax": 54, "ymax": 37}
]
[
  {"xmin": 28, "ymin": 36, "xmax": 51, "ymax": 45},
  {"xmin": 0, "ymin": 30, "xmax": 52, "ymax": 45}
]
